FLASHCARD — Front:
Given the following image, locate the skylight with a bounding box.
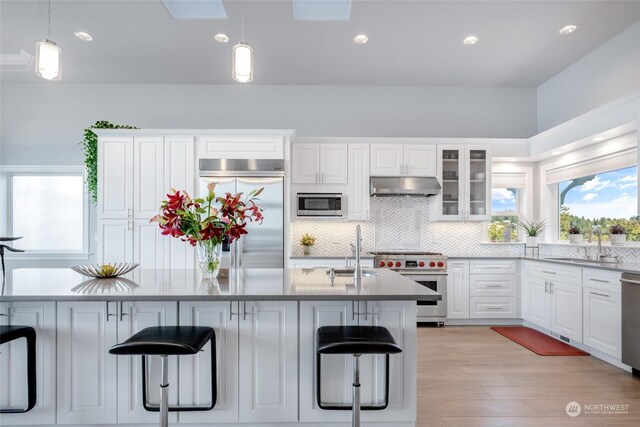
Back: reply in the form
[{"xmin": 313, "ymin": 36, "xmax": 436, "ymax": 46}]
[
  {"xmin": 293, "ymin": 0, "xmax": 351, "ymax": 21},
  {"xmin": 162, "ymin": 0, "xmax": 227, "ymax": 19}
]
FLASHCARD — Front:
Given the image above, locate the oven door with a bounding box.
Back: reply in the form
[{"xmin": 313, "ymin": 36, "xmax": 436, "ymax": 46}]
[{"xmin": 399, "ymin": 272, "xmax": 447, "ymax": 319}]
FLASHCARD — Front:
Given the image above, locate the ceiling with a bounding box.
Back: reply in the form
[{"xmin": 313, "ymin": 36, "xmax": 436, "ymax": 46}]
[{"xmin": 1, "ymin": 0, "xmax": 640, "ymax": 86}]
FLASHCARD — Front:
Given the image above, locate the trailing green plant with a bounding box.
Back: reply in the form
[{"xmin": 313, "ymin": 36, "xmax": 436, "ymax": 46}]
[
  {"xmin": 518, "ymin": 218, "xmax": 547, "ymax": 237},
  {"xmin": 80, "ymin": 120, "xmax": 138, "ymax": 204}
]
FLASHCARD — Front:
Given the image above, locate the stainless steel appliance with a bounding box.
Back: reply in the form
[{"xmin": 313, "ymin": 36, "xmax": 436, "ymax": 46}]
[
  {"xmin": 199, "ymin": 159, "xmax": 284, "ymax": 268},
  {"xmin": 371, "ymin": 251, "xmax": 447, "ymax": 324},
  {"xmin": 296, "ymin": 193, "xmax": 343, "ymax": 217},
  {"xmin": 621, "ymin": 272, "xmax": 640, "ymax": 376},
  {"xmin": 370, "ymin": 176, "xmax": 441, "ymax": 197}
]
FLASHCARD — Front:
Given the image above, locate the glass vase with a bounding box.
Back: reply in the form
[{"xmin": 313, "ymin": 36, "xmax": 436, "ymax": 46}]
[{"xmin": 196, "ymin": 240, "xmax": 223, "ymax": 279}]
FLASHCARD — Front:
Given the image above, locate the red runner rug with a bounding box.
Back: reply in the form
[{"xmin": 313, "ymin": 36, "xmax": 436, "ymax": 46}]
[{"xmin": 491, "ymin": 326, "xmax": 589, "ymax": 356}]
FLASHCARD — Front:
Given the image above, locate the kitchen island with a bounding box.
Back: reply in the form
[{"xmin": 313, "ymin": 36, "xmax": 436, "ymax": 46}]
[{"xmin": 0, "ymin": 268, "xmax": 438, "ymax": 427}]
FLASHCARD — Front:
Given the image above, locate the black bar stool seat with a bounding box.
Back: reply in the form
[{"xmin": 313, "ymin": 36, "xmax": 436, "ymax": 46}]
[
  {"xmin": 109, "ymin": 326, "xmax": 214, "ymax": 356},
  {"xmin": 317, "ymin": 326, "xmax": 402, "ymax": 355},
  {"xmin": 0, "ymin": 325, "xmax": 37, "ymax": 413}
]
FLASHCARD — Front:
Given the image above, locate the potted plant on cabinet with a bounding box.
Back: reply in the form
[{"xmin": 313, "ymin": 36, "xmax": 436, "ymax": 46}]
[
  {"xmin": 300, "ymin": 234, "xmax": 316, "ymax": 255},
  {"xmin": 568, "ymin": 225, "xmax": 582, "ymax": 244},
  {"xmin": 609, "ymin": 224, "xmax": 626, "ymax": 246},
  {"xmin": 518, "ymin": 218, "xmax": 547, "ymax": 247}
]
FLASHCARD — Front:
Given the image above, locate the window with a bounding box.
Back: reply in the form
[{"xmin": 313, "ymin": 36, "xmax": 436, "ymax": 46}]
[
  {"xmin": 6, "ymin": 169, "xmax": 88, "ymax": 254},
  {"xmin": 559, "ymin": 166, "xmax": 639, "ymax": 241},
  {"xmin": 488, "ymin": 188, "xmax": 519, "ymax": 242}
]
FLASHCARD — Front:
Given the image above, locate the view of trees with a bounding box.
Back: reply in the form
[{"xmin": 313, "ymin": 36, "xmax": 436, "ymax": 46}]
[{"xmin": 559, "ymin": 205, "xmax": 640, "ymax": 241}]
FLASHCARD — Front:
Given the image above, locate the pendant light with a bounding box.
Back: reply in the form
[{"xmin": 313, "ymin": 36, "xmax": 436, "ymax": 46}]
[
  {"xmin": 232, "ymin": 15, "xmax": 253, "ymax": 82},
  {"xmin": 35, "ymin": 0, "xmax": 61, "ymax": 81}
]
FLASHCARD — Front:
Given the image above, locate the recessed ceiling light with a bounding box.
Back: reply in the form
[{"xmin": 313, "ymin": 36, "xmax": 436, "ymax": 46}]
[
  {"xmin": 462, "ymin": 35, "xmax": 478, "ymax": 46},
  {"xmin": 73, "ymin": 31, "xmax": 93, "ymax": 42},
  {"xmin": 559, "ymin": 25, "xmax": 577, "ymax": 35},
  {"xmin": 354, "ymin": 34, "xmax": 368, "ymax": 44},
  {"xmin": 214, "ymin": 33, "xmax": 229, "ymax": 43},
  {"xmin": 592, "ymin": 136, "xmax": 605, "ymax": 142},
  {"xmin": 552, "ymin": 150, "xmax": 562, "ymax": 155}
]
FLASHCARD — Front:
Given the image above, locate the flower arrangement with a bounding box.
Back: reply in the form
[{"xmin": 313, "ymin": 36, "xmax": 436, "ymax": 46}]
[
  {"xmin": 609, "ymin": 224, "xmax": 627, "ymax": 246},
  {"xmin": 568, "ymin": 225, "xmax": 581, "ymax": 235},
  {"xmin": 300, "ymin": 233, "xmax": 316, "ymax": 255},
  {"xmin": 151, "ymin": 183, "xmax": 264, "ymax": 277},
  {"xmin": 609, "ymin": 224, "xmax": 626, "ymax": 235},
  {"xmin": 567, "ymin": 225, "xmax": 582, "ymax": 244}
]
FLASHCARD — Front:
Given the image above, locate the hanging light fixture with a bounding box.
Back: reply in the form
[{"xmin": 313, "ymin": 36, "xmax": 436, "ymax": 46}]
[
  {"xmin": 232, "ymin": 15, "xmax": 252, "ymax": 82},
  {"xmin": 35, "ymin": 0, "xmax": 61, "ymax": 80}
]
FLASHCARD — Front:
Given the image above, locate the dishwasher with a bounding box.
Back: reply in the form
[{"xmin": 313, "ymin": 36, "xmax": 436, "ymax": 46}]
[{"xmin": 621, "ymin": 272, "xmax": 640, "ymax": 376}]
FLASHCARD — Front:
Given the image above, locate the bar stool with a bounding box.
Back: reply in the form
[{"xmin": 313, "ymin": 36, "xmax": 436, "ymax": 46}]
[
  {"xmin": 109, "ymin": 326, "xmax": 216, "ymax": 427},
  {"xmin": 316, "ymin": 325, "xmax": 402, "ymax": 427},
  {"xmin": 0, "ymin": 325, "xmax": 36, "ymax": 413}
]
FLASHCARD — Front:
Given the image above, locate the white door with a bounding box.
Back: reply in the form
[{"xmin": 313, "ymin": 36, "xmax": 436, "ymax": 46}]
[
  {"xmin": 292, "ymin": 144, "xmax": 320, "ymax": 184},
  {"xmin": 347, "ymin": 144, "xmax": 370, "ymax": 220},
  {"xmin": 238, "ymin": 301, "xmax": 298, "ymax": 422},
  {"xmin": 447, "ymin": 261, "xmax": 470, "ymax": 319},
  {"xmin": 133, "ymin": 220, "xmax": 164, "ymax": 269},
  {"xmin": 404, "ymin": 144, "xmax": 436, "ymax": 176},
  {"xmin": 98, "ymin": 137, "xmax": 133, "ymax": 219},
  {"xmin": 97, "ymin": 220, "xmax": 133, "ymax": 264},
  {"xmin": 464, "ymin": 146, "xmax": 491, "ymax": 221},
  {"xmin": 437, "ymin": 146, "xmax": 465, "ymax": 220},
  {"xmin": 133, "ymin": 136, "xmax": 164, "ymax": 219},
  {"xmin": 178, "ymin": 301, "xmax": 239, "ymax": 424},
  {"xmin": 117, "ymin": 302, "xmax": 178, "ymax": 424},
  {"xmin": 370, "ymin": 144, "xmax": 403, "ymax": 176},
  {"xmin": 551, "ymin": 281, "xmax": 582, "ymax": 343},
  {"xmin": 0, "ymin": 302, "xmax": 56, "ymax": 425},
  {"xmin": 583, "ymin": 287, "xmax": 621, "ymax": 358},
  {"xmin": 57, "ymin": 302, "xmax": 118, "ymax": 425},
  {"xmin": 527, "ymin": 277, "xmax": 551, "ymax": 330},
  {"xmin": 320, "ymin": 144, "xmax": 348, "ymax": 184}
]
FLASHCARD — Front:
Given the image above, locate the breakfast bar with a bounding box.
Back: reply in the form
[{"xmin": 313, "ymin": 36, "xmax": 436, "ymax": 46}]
[{"xmin": 0, "ymin": 267, "xmax": 439, "ymax": 426}]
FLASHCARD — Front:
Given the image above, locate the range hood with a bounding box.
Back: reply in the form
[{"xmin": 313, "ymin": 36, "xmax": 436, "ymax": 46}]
[{"xmin": 370, "ymin": 176, "xmax": 441, "ymax": 197}]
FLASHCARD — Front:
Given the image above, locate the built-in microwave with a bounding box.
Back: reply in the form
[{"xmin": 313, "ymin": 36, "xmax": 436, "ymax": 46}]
[{"xmin": 296, "ymin": 193, "xmax": 343, "ymax": 217}]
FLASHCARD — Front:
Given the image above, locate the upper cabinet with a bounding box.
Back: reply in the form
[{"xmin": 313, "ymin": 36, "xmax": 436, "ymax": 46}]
[
  {"xmin": 436, "ymin": 145, "xmax": 491, "ymax": 221},
  {"xmin": 97, "ymin": 136, "xmax": 134, "ymax": 219},
  {"xmin": 370, "ymin": 144, "xmax": 436, "ymax": 177},
  {"xmin": 197, "ymin": 136, "xmax": 285, "ymax": 160},
  {"xmin": 347, "ymin": 144, "xmax": 370, "ymax": 221},
  {"xmin": 292, "ymin": 143, "xmax": 347, "ymax": 184}
]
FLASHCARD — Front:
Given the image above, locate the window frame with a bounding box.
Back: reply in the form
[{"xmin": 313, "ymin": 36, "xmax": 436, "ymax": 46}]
[
  {"xmin": 2, "ymin": 165, "xmax": 90, "ymax": 259},
  {"xmin": 488, "ymin": 188, "xmax": 521, "ymax": 242}
]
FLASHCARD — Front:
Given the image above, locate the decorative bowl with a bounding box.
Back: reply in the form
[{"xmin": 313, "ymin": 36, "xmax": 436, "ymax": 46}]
[{"xmin": 71, "ymin": 263, "xmax": 139, "ymax": 278}]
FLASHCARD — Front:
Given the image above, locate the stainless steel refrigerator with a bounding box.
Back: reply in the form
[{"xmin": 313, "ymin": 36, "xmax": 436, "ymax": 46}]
[{"xmin": 199, "ymin": 159, "xmax": 284, "ymax": 268}]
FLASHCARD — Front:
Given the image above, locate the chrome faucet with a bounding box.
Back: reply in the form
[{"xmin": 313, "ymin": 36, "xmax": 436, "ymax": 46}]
[
  {"xmin": 354, "ymin": 225, "xmax": 363, "ymax": 281},
  {"xmin": 578, "ymin": 245, "xmax": 589, "ymax": 260},
  {"xmin": 590, "ymin": 226, "xmax": 605, "ymax": 260}
]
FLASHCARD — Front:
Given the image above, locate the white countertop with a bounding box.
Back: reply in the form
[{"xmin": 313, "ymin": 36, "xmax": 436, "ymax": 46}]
[{"xmin": 0, "ymin": 268, "xmax": 441, "ymax": 302}]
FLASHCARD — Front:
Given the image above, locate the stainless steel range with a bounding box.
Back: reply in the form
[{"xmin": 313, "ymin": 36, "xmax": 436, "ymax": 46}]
[{"xmin": 371, "ymin": 251, "xmax": 447, "ymax": 325}]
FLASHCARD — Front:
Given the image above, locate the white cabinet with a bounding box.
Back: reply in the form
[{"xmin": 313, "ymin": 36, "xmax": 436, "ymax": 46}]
[
  {"xmin": 57, "ymin": 301, "xmax": 177, "ymax": 425},
  {"xmin": 525, "ymin": 262, "xmax": 582, "ymax": 343},
  {"xmin": 347, "ymin": 144, "xmax": 370, "ymax": 220},
  {"xmin": 447, "ymin": 261, "xmax": 470, "ymax": 319},
  {"xmin": 0, "ymin": 302, "xmax": 56, "ymax": 425},
  {"xmin": 436, "ymin": 145, "xmax": 491, "ymax": 221},
  {"xmin": 97, "ymin": 135, "xmax": 195, "ymax": 268},
  {"xmin": 469, "ymin": 260, "xmax": 519, "ymax": 319},
  {"xmin": 299, "ymin": 301, "xmax": 416, "ymax": 423},
  {"xmin": 178, "ymin": 301, "xmax": 297, "ymax": 424},
  {"xmin": 370, "ymin": 144, "xmax": 436, "ymax": 177},
  {"xmin": 197, "ymin": 136, "xmax": 284, "ymax": 160},
  {"xmin": 292, "ymin": 143, "xmax": 347, "ymax": 184},
  {"xmin": 582, "ymin": 269, "xmax": 622, "ymax": 359}
]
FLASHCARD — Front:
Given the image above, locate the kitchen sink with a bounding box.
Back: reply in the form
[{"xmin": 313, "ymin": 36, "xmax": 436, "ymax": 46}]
[
  {"xmin": 326, "ymin": 268, "xmax": 379, "ymax": 277},
  {"xmin": 545, "ymin": 257, "xmax": 618, "ymax": 265}
]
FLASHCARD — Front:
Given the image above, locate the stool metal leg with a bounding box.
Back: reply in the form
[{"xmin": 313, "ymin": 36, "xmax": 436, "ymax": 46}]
[
  {"xmin": 159, "ymin": 355, "xmax": 168, "ymax": 427},
  {"xmin": 352, "ymin": 354, "xmax": 361, "ymax": 427}
]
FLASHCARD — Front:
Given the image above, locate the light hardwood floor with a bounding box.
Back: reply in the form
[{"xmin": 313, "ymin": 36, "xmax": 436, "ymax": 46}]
[{"xmin": 417, "ymin": 326, "xmax": 640, "ymax": 427}]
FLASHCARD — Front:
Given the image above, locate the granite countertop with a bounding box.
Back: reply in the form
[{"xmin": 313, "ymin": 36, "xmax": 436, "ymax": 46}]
[
  {"xmin": 0, "ymin": 268, "xmax": 441, "ymax": 302},
  {"xmin": 289, "ymin": 255, "xmax": 375, "ymax": 259},
  {"xmin": 448, "ymin": 256, "xmax": 640, "ymax": 274}
]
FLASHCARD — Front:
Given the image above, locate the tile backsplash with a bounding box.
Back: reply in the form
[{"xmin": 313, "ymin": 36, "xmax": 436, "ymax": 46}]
[{"xmin": 291, "ymin": 197, "xmax": 640, "ymax": 263}]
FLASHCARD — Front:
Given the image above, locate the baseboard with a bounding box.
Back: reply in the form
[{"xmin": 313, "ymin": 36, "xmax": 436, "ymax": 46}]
[{"xmin": 444, "ymin": 318, "xmax": 523, "ymax": 326}]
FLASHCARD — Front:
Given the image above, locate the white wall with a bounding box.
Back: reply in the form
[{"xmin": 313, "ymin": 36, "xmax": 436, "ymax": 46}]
[
  {"xmin": 537, "ymin": 21, "xmax": 640, "ymax": 132},
  {"xmin": 0, "ymin": 83, "xmax": 537, "ymax": 164}
]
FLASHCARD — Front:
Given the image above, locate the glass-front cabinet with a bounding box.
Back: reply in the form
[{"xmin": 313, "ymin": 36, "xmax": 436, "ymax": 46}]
[{"xmin": 436, "ymin": 145, "xmax": 491, "ymax": 221}]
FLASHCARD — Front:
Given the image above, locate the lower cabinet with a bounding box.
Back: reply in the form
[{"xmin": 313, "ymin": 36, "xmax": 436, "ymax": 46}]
[
  {"xmin": 299, "ymin": 301, "xmax": 417, "ymax": 423},
  {"xmin": 582, "ymin": 268, "xmax": 622, "ymax": 359},
  {"xmin": 0, "ymin": 302, "xmax": 56, "ymax": 426},
  {"xmin": 447, "ymin": 261, "xmax": 470, "ymax": 319},
  {"xmin": 56, "ymin": 301, "xmax": 177, "ymax": 425},
  {"xmin": 468, "ymin": 260, "xmax": 519, "ymax": 319},
  {"xmin": 178, "ymin": 300, "xmax": 298, "ymax": 423}
]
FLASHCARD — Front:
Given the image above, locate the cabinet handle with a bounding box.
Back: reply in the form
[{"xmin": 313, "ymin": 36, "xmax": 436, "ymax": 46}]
[
  {"xmin": 485, "ymin": 307, "xmax": 503, "ymax": 311},
  {"xmin": 229, "ymin": 301, "xmax": 239, "ymax": 320},
  {"xmin": 485, "ymin": 284, "xmax": 503, "ymax": 288},
  {"xmin": 106, "ymin": 301, "xmax": 115, "ymax": 322},
  {"xmin": 243, "ymin": 301, "xmax": 252, "ymax": 321},
  {"xmin": 589, "ymin": 278, "xmax": 611, "ymax": 284},
  {"xmin": 119, "ymin": 301, "xmax": 129, "ymax": 321},
  {"xmin": 590, "ymin": 292, "xmax": 610, "ymax": 298},
  {"xmin": 621, "ymin": 278, "xmax": 640, "ymax": 285},
  {"xmin": 549, "ymin": 282, "xmax": 554, "ymax": 294},
  {"xmin": 542, "ymin": 270, "xmax": 556, "ymax": 275},
  {"xmin": 545, "ymin": 281, "xmax": 549, "ymax": 293}
]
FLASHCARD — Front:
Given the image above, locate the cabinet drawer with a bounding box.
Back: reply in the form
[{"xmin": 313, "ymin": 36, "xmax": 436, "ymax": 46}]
[
  {"xmin": 469, "ymin": 260, "xmax": 517, "ymax": 275},
  {"xmin": 527, "ymin": 262, "xmax": 581, "ymax": 285},
  {"xmin": 582, "ymin": 268, "xmax": 621, "ymax": 294},
  {"xmin": 470, "ymin": 275, "xmax": 517, "ymax": 297},
  {"xmin": 470, "ymin": 297, "xmax": 519, "ymax": 319}
]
